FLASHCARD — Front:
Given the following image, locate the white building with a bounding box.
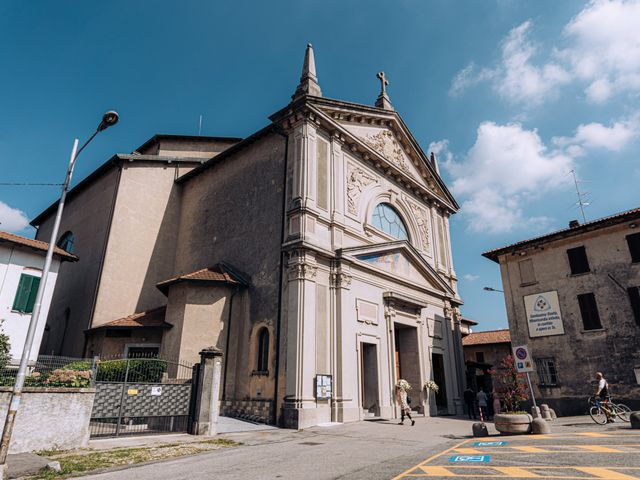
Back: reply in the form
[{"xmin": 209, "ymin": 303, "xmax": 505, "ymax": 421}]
[{"xmin": 0, "ymin": 231, "xmax": 77, "ymax": 364}]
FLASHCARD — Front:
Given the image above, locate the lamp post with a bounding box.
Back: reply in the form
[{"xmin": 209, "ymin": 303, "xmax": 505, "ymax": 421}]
[
  {"xmin": 0, "ymin": 111, "xmax": 119, "ymax": 474},
  {"xmin": 483, "ymin": 286, "xmax": 504, "ymax": 293}
]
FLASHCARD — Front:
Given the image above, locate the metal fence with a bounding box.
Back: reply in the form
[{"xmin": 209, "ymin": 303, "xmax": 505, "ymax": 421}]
[{"xmin": 0, "ymin": 354, "xmax": 96, "ymax": 388}]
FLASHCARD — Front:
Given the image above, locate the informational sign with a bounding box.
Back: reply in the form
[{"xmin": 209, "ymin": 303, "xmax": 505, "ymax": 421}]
[
  {"xmin": 316, "ymin": 374, "xmax": 333, "ymax": 400},
  {"xmin": 523, "ymin": 291, "xmax": 565, "ymax": 337},
  {"xmin": 473, "ymin": 441, "xmax": 506, "ymax": 447},
  {"xmin": 127, "ymin": 388, "xmax": 139, "ymax": 396},
  {"xmin": 151, "ymin": 386, "xmax": 163, "ymax": 396},
  {"xmin": 449, "ymin": 455, "xmax": 490, "ymax": 463},
  {"xmin": 512, "ymin": 345, "xmax": 534, "ymax": 373}
]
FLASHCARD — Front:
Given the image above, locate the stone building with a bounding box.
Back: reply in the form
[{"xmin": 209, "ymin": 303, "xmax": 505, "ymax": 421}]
[
  {"xmin": 483, "ymin": 208, "xmax": 640, "ymax": 414},
  {"xmin": 462, "ymin": 329, "xmax": 511, "ymax": 393},
  {"xmin": 32, "ymin": 45, "xmax": 465, "ymax": 428}
]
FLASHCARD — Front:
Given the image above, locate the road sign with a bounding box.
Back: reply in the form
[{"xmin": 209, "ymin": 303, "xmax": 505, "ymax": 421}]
[
  {"xmin": 512, "ymin": 345, "xmax": 534, "ymax": 373},
  {"xmin": 449, "ymin": 455, "xmax": 490, "ymax": 463}
]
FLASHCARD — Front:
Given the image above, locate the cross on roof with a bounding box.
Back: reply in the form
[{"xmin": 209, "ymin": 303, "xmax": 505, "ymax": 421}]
[{"xmin": 377, "ymin": 71, "xmax": 388, "ymax": 95}]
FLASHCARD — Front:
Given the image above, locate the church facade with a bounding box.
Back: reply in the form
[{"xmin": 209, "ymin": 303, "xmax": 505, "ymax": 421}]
[{"xmin": 33, "ymin": 45, "xmax": 465, "ymax": 428}]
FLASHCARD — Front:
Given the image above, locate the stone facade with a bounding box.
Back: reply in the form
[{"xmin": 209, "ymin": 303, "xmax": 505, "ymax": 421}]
[
  {"xmin": 33, "ymin": 46, "xmax": 465, "ymax": 428},
  {"xmin": 484, "ymin": 209, "xmax": 640, "ymax": 415}
]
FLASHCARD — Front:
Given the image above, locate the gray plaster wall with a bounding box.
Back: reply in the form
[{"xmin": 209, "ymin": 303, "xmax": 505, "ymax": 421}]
[
  {"xmin": 0, "ymin": 388, "xmax": 95, "ymax": 453},
  {"xmin": 36, "ymin": 166, "xmax": 121, "ymax": 357},
  {"xmin": 499, "ymin": 221, "xmax": 640, "ymax": 415},
  {"xmin": 174, "ymin": 132, "xmax": 286, "ymax": 406}
]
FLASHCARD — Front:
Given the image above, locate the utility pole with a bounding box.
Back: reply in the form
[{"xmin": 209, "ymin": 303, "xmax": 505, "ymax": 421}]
[{"xmin": 570, "ymin": 169, "xmax": 589, "ymax": 223}]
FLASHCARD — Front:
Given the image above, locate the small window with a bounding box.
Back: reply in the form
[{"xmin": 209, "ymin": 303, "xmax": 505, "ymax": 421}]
[
  {"xmin": 628, "ymin": 286, "xmax": 640, "ymax": 326},
  {"xmin": 12, "ymin": 274, "xmax": 41, "ymax": 314},
  {"xmin": 535, "ymin": 358, "xmax": 558, "ymax": 386},
  {"xmin": 567, "ymin": 246, "xmax": 590, "ymax": 275},
  {"xmin": 578, "ymin": 293, "xmax": 602, "ymax": 330},
  {"xmin": 475, "ymin": 351, "xmax": 485, "ymax": 363},
  {"xmin": 256, "ymin": 328, "xmax": 269, "ymax": 372},
  {"xmin": 518, "ymin": 259, "xmax": 536, "ymax": 284},
  {"xmin": 371, "ymin": 203, "xmax": 409, "ymax": 241},
  {"xmin": 627, "ymin": 232, "xmax": 640, "ymax": 263},
  {"xmin": 57, "ymin": 231, "xmax": 75, "ymax": 254}
]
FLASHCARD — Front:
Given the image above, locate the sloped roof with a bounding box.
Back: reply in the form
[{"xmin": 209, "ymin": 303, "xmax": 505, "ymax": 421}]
[
  {"xmin": 87, "ymin": 306, "xmax": 171, "ymax": 331},
  {"xmin": 0, "ymin": 231, "xmax": 78, "ymax": 261},
  {"xmin": 483, "ymin": 207, "xmax": 640, "ymax": 263},
  {"xmin": 462, "ymin": 329, "xmax": 511, "ymax": 346},
  {"xmin": 156, "ymin": 263, "xmax": 250, "ymax": 295}
]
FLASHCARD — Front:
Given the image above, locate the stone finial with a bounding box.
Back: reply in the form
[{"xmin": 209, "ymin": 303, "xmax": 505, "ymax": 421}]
[
  {"xmin": 375, "ymin": 71, "xmax": 394, "ymax": 111},
  {"xmin": 292, "ymin": 43, "xmax": 322, "ymax": 101},
  {"xmin": 199, "ymin": 346, "xmax": 223, "ymax": 358}
]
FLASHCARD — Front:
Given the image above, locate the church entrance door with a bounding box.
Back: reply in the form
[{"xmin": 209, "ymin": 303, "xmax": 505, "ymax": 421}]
[
  {"xmin": 360, "ymin": 342, "xmax": 379, "ymax": 417},
  {"xmin": 432, "ymin": 352, "xmax": 448, "ymax": 414},
  {"xmin": 394, "ymin": 323, "xmax": 421, "ymax": 413}
]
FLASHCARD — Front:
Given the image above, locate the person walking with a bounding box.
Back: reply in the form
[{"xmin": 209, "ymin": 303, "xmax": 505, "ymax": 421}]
[
  {"xmin": 595, "ymin": 372, "xmax": 614, "ymax": 423},
  {"xmin": 463, "ymin": 388, "xmax": 476, "ymax": 419},
  {"xmin": 476, "ymin": 389, "xmax": 488, "ymax": 420},
  {"xmin": 396, "ymin": 379, "xmax": 415, "ymax": 426}
]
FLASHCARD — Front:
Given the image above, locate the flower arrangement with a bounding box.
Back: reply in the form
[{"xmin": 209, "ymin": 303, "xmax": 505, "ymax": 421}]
[
  {"xmin": 494, "ymin": 355, "xmax": 529, "ymax": 413},
  {"xmin": 396, "ymin": 379, "xmax": 412, "ymax": 391},
  {"xmin": 423, "ymin": 380, "xmax": 439, "ymax": 393}
]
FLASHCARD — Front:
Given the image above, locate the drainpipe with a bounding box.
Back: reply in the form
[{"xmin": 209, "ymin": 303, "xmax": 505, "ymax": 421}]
[{"xmin": 272, "ymin": 126, "xmax": 289, "ymax": 426}]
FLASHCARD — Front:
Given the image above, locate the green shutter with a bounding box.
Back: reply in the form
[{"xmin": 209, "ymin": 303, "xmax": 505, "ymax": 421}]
[{"xmin": 12, "ymin": 274, "xmax": 40, "ymax": 314}]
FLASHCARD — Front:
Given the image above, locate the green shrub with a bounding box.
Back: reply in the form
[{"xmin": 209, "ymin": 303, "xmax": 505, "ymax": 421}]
[
  {"xmin": 62, "ymin": 360, "xmax": 93, "ymax": 371},
  {"xmin": 96, "ymin": 359, "xmax": 167, "ymax": 383},
  {"xmin": 0, "ymin": 321, "xmax": 11, "ymax": 372}
]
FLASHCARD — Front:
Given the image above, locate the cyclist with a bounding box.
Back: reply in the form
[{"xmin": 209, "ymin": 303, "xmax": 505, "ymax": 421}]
[{"xmin": 595, "ymin": 372, "xmax": 614, "ymax": 423}]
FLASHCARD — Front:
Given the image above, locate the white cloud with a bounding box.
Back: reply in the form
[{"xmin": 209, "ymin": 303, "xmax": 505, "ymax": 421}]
[
  {"xmin": 440, "ymin": 122, "xmax": 573, "ymax": 234},
  {"xmin": 560, "ymin": 0, "xmax": 640, "ymax": 103},
  {"xmin": 450, "ymin": 1, "xmax": 640, "ymax": 104},
  {"xmin": 552, "ymin": 115, "xmax": 640, "ymax": 153},
  {"xmin": 0, "ymin": 201, "xmax": 29, "ymax": 233},
  {"xmin": 463, "ymin": 273, "xmax": 480, "ymax": 281},
  {"xmin": 428, "ymin": 139, "xmax": 454, "ymax": 168}
]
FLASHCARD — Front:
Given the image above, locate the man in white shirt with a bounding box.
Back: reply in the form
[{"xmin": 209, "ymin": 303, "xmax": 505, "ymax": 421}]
[
  {"xmin": 595, "ymin": 372, "xmax": 613, "ymax": 422},
  {"xmin": 476, "ymin": 389, "xmax": 488, "ymax": 420}
]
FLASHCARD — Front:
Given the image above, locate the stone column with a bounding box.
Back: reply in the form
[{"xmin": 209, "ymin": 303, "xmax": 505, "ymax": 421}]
[
  {"xmin": 443, "ymin": 303, "xmax": 463, "ymax": 415},
  {"xmin": 192, "ymin": 347, "xmax": 223, "ymax": 436},
  {"xmin": 452, "ymin": 307, "xmax": 466, "ymax": 405}
]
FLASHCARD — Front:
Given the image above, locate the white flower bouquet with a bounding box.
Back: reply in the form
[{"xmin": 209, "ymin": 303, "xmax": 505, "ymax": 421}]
[
  {"xmin": 396, "ymin": 379, "xmax": 412, "ymax": 391},
  {"xmin": 423, "ymin": 380, "xmax": 439, "ymax": 393}
]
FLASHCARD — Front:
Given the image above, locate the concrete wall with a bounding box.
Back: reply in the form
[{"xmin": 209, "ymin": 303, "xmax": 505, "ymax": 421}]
[
  {"xmin": 35, "ymin": 166, "xmax": 121, "ymax": 357},
  {"xmin": 173, "ymin": 132, "xmax": 286, "ymax": 410},
  {"xmin": 0, "ymin": 246, "xmax": 60, "ymax": 364},
  {"xmin": 498, "ymin": 221, "xmax": 640, "ymax": 415},
  {"xmin": 463, "ymin": 343, "xmax": 511, "ymax": 370},
  {"xmin": 0, "ymin": 387, "xmax": 95, "ymax": 454}
]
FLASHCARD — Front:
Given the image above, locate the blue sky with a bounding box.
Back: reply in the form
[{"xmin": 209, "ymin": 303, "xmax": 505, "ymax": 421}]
[{"xmin": 1, "ymin": 1, "xmax": 639, "ymax": 331}]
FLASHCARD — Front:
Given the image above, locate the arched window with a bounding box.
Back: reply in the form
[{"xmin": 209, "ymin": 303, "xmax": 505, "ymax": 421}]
[
  {"xmin": 57, "ymin": 231, "xmax": 75, "ymax": 254},
  {"xmin": 256, "ymin": 328, "xmax": 269, "ymax": 372},
  {"xmin": 371, "ymin": 203, "xmax": 409, "ymax": 241}
]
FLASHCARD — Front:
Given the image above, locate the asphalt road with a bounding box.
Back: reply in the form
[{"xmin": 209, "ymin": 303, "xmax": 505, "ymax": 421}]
[{"xmin": 78, "ymin": 416, "xmax": 640, "ymax": 480}]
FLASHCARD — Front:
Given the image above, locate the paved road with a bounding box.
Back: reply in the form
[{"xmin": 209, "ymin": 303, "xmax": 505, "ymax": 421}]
[{"xmin": 79, "ymin": 416, "xmax": 640, "ymax": 479}]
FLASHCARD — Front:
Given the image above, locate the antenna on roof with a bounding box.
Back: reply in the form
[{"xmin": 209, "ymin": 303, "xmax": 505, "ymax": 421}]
[
  {"xmin": 198, "ymin": 115, "xmax": 203, "ymax": 136},
  {"xmin": 570, "ymin": 169, "xmax": 590, "ymax": 223}
]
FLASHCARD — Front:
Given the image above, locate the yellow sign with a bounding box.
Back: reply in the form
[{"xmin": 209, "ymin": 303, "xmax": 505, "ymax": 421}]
[{"xmin": 127, "ymin": 389, "xmax": 138, "ymax": 395}]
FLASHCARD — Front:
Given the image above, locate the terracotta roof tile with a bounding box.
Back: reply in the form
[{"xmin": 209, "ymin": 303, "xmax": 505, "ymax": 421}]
[
  {"xmin": 0, "ymin": 231, "xmax": 78, "ymax": 261},
  {"xmin": 462, "ymin": 329, "xmax": 511, "ymax": 346},
  {"xmin": 156, "ymin": 263, "xmax": 249, "ymax": 295},
  {"xmin": 88, "ymin": 306, "xmax": 171, "ymax": 330}
]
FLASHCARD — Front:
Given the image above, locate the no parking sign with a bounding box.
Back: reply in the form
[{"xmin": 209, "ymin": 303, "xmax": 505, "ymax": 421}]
[{"xmin": 512, "ymin": 345, "xmax": 534, "ymax": 373}]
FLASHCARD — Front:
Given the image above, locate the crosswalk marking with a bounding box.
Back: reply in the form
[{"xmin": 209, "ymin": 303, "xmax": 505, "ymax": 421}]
[
  {"xmin": 575, "ymin": 467, "xmax": 639, "ymax": 479},
  {"xmin": 576, "ymin": 445, "xmax": 623, "ymax": 453},
  {"xmin": 417, "ymin": 466, "xmax": 456, "ymax": 476},
  {"xmin": 511, "ymin": 446, "xmax": 551, "ymax": 453}
]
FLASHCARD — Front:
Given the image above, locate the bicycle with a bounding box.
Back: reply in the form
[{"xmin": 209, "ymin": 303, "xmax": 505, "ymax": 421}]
[{"xmin": 588, "ymin": 396, "xmax": 632, "ymax": 424}]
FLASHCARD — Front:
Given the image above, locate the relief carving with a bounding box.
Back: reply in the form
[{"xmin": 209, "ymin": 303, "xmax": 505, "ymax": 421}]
[
  {"xmin": 407, "ymin": 199, "xmax": 430, "ymax": 253},
  {"xmin": 346, "ymin": 163, "xmax": 378, "ymax": 216},
  {"xmin": 288, "ymin": 262, "xmax": 318, "ymax": 282},
  {"xmin": 329, "ymin": 271, "xmax": 352, "ymax": 289},
  {"xmin": 363, "ymin": 130, "xmax": 410, "ymax": 173}
]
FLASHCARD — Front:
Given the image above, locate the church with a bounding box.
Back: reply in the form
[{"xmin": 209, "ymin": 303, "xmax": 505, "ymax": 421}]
[{"xmin": 32, "ymin": 45, "xmax": 465, "ymax": 428}]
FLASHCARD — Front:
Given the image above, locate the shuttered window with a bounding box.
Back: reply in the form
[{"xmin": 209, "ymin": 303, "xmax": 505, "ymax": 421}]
[
  {"xmin": 567, "ymin": 246, "xmax": 590, "ymax": 275},
  {"xmin": 12, "ymin": 274, "xmax": 41, "ymax": 314},
  {"xmin": 628, "ymin": 286, "xmax": 640, "ymax": 326},
  {"xmin": 627, "ymin": 233, "xmax": 640, "ymax": 263},
  {"xmin": 577, "ymin": 293, "xmax": 602, "ymax": 330},
  {"xmin": 518, "ymin": 258, "xmax": 536, "ymax": 284}
]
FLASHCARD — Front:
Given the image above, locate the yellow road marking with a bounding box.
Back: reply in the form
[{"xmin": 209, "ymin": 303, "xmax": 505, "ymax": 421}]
[
  {"xmin": 576, "ymin": 445, "xmax": 623, "ymax": 453},
  {"xmin": 417, "ymin": 466, "xmax": 456, "ymax": 476},
  {"xmin": 453, "ymin": 448, "xmax": 482, "ymax": 454},
  {"xmin": 493, "ymin": 467, "xmax": 543, "ymax": 477},
  {"xmin": 391, "ymin": 438, "xmax": 470, "ymax": 479},
  {"xmin": 575, "ymin": 467, "xmax": 639, "ymax": 479},
  {"xmin": 511, "ymin": 446, "xmax": 551, "ymax": 453},
  {"xmin": 575, "ymin": 432, "xmax": 610, "ymax": 437}
]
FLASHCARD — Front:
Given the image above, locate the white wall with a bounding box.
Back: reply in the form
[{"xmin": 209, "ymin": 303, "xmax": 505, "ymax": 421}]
[{"xmin": 0, "ymin": 245, "xmax": 60, "ymax": 364}]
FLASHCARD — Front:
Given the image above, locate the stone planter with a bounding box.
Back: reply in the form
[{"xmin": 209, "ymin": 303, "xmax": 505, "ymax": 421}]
[{"xmin": 494, "ymin": 413, "xmax": 533, "ymax": 435}]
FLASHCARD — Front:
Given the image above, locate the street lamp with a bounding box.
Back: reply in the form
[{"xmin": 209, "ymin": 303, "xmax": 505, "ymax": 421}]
[
  {"xmin": 483, "ymin": 286, "xmax": 504, "ymax": 293},
  {"xmin": 0, "ymin": 111, "xmax": 119, "ymax": 474}
]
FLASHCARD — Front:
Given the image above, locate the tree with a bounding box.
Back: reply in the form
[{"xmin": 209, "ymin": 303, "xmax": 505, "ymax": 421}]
[
  {"xmin": 495, "ymin": 355, "xmax": 529, "ymax": 413},
  {"xmin": 0, "ymin": 321, "xmax": 11, "ymax": 371}
]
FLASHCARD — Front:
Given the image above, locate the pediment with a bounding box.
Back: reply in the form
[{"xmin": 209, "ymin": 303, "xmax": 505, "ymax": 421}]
[{"xmin": 338, "ymin": 241, "xmax": 455, "ymax": 297}]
